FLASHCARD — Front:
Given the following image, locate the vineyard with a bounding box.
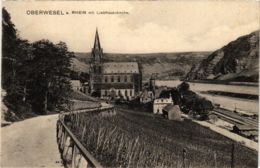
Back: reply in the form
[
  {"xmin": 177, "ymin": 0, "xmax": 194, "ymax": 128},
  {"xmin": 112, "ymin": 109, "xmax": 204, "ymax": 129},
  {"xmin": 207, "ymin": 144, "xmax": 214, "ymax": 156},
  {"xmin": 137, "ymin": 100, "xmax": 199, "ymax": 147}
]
[{"xmin": 66, "ymin": 109, "xmax": 257, "ymax": 168}]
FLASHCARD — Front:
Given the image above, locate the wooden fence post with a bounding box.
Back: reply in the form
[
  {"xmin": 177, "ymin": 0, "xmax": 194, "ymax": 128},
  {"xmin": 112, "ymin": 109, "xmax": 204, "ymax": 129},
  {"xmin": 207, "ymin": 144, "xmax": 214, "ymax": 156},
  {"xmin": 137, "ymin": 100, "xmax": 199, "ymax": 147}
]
[
  {"xmin": 182, "ymin": 148, "xmax": 186, "ymax": 168},
  {"xmin": 231, "ymin": 143, "xmax": 235, "ymax": 168},
  {"xmin": 214, "ymin": 151, "xmax": 217, "ymax": 168}
]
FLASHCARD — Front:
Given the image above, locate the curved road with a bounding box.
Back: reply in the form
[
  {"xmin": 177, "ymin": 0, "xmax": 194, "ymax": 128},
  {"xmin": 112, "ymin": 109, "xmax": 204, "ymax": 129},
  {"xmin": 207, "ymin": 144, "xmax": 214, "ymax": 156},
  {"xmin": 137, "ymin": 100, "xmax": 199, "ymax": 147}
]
[{"xmin": 1, "ymin": 114, "xmax": 63, "ymax": 167}]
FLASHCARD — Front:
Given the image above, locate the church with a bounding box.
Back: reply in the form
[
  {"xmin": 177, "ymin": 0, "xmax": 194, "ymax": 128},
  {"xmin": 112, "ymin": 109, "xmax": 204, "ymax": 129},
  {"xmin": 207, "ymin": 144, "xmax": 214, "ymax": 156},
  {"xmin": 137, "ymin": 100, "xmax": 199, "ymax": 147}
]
[{"xmin": 89, "ymin": 29, "xmax": 142, "ymax": 100}]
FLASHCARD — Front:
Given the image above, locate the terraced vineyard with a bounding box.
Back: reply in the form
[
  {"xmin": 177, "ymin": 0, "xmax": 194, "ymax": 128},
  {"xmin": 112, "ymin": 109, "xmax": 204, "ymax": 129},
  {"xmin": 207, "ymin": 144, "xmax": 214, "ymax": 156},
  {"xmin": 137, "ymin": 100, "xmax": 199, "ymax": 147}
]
[{"xmin": 67, "ymin": 109, "xmax": 257, "ymax": 168}]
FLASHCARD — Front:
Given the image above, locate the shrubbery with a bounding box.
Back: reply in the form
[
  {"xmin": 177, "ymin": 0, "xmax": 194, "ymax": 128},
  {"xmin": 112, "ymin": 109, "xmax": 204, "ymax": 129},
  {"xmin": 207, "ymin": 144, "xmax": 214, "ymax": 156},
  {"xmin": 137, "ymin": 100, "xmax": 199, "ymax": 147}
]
[{"xmin": 159, "ymin": 82, "xmax": 214, "ymax": 120}]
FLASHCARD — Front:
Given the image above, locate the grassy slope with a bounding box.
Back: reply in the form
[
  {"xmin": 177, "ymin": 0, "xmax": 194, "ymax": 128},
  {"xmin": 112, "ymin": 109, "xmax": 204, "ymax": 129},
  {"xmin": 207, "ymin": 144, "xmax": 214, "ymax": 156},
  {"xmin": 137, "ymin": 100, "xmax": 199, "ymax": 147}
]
[
  {"xmin": 70, "ymin": 57, "xmax": 89, "ymax": 72},
  {"xmin": 68, "ymin": 109, "xmax": 257, "ymax": 167},
  {"xmin": 69, "ymin": 90, "xmax": 101, "ymax": 110}
]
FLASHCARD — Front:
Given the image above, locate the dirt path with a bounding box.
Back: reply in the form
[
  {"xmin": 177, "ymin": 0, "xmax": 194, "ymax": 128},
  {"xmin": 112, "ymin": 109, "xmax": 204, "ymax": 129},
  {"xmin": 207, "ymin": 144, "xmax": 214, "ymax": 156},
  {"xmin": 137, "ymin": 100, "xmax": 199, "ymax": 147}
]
[{"xmin": 1, "ymin": 114, "xmax": 63, "ymax": 167}]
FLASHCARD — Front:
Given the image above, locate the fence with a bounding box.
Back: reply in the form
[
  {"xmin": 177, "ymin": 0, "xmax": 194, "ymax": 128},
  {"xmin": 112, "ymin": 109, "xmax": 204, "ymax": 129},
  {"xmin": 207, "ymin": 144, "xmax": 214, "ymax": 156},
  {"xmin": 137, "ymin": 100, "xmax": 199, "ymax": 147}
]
[{"xmin": 57, "ymin": 106, "xmax": 115, "ymax": 168}]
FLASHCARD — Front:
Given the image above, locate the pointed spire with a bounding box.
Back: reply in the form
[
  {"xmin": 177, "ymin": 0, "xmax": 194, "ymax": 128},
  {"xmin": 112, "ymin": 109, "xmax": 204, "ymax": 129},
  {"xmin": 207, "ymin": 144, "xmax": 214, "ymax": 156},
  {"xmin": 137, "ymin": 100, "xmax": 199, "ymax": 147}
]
[{"xmin": 94, "ymin": 28, "xmax": 101, "ymax": 49}]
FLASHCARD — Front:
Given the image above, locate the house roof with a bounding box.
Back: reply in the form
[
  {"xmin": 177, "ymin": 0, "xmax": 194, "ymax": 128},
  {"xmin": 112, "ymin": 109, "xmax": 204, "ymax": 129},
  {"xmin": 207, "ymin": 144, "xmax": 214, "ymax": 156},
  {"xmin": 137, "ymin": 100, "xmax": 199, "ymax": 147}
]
[
  {"xmin": 71, "ymin": 80, "xmax": 81, "ymax": 87},
  {"xmin": 140, "ymin": 89, "xmax": 153, "ymax": 98},
  {"xmin": 154, "ymin": 98, "xmax": 172, "ymax": 104},
  {"xmin": 233, "ymin": 124, "xmax": 257, "ymax": 131},
  {"xmin": 103, "ymin": 62, "xmax": 139, "ymax": 74},
  {"xmin": 163, "ymin": 104, "xmax": 180, "ymax": 112},
  {"xmin": 241, "ymin": 131, "xmax": 258, "ymax": 137},
  {"xmin": 163, "ymin": 104, "xmax": 175, "ymax": 112},
  {"xmin": 163, "ymin": 105, "xmax": 182, "ymax": 121}
]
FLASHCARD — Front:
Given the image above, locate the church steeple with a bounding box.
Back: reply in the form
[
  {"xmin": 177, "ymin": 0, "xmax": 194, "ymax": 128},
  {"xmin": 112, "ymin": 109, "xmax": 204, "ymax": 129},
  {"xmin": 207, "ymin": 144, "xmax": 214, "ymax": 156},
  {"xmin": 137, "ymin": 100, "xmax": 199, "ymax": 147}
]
[
  {"xmin": 94, "ymin": 28, "xmax": 101, "ymax": 50},
  {"xmin": 91, "ymin": 28, "xmax": 103, "ymax": 63}
]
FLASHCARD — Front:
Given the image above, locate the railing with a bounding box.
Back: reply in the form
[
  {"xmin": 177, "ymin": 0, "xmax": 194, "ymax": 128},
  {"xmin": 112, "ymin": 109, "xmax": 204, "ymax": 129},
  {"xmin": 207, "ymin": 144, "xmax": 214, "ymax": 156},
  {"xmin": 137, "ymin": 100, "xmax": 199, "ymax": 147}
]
[{"xmin": 57, "ymin": 106, "xmax": 115, "ymax": 168}]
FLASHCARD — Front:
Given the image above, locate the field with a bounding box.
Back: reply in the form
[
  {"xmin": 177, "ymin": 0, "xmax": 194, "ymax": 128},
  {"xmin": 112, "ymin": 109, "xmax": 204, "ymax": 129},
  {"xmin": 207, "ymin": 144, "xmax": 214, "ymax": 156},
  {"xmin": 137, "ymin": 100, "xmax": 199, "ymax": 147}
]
[{"xmin": 67, "ymin": 109, "xmax": 257, "ymax": 168}]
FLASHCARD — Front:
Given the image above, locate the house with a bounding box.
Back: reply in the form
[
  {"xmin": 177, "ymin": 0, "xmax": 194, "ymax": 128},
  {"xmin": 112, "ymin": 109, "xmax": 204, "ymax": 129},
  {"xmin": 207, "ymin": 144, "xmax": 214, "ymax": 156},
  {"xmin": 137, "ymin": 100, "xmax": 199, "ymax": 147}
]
[
  {"xmin": 153, "ymin": 95, "xmax": 173, "ymax": 114},
  {"xmin": 232, "ymin": 124, "xmax": 258, "ymax": 141},
  {"xmin": 162, "ymin": 104, "xmax": 182, "ymax": 121},
  {"xmin": 71, "ymin": 80, "xmax": 81, "ymax": 91},
  {"xmin": 89, "ymin": 29, "xmax": 142, "ymax": 100},
  {"xmin": 140, "ymin": 89, "xmax": 154, "ymax": 104}
]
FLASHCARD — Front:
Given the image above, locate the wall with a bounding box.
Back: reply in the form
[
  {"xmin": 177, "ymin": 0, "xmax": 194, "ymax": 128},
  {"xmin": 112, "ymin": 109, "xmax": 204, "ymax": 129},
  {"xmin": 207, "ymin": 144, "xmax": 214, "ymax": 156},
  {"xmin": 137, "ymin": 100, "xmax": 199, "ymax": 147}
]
[{"xmin": 101, "ymin": 89, "xmax": 135, "ymax": 100}]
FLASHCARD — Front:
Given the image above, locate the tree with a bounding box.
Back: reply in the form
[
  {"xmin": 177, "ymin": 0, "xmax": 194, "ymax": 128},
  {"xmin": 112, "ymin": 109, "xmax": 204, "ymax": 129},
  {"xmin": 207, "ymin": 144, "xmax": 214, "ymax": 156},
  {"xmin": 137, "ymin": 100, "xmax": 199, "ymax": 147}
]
[
  {"xmin": 79, "ymin": 72, "xmax": 89, "ymax": 83},
  {"xmin": 177, "ymin": 81, "xmax": 190, "ymax": 92},
  {"xmin": 2, "ymin": 8, "xmax": 74, "ymax": 117},
  {"xmin": 70, "ymin": 71, "xmax": 80, "ymax": 80},
  {"xmin": 176, "ymin": 82, "xmax": 214, "ymax": 120},
  {"xmin": 2, "ymin": 8, "xmax": 33, "ymax": 115},
  {"xmin": 2, "ymin": 7, "xmax": 18, "ymax": 91},
  {"xmin": 27, "ymin": 40, "xmax": 73, "ymax": 114}
]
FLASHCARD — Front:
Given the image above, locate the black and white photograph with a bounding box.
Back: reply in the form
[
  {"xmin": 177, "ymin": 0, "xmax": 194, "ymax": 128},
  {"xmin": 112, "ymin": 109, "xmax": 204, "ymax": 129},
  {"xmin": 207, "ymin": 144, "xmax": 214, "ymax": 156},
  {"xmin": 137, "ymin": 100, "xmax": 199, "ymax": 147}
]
[{"xmin": 1, "ymin": 1, "xmax": 259, "ymax": 167}]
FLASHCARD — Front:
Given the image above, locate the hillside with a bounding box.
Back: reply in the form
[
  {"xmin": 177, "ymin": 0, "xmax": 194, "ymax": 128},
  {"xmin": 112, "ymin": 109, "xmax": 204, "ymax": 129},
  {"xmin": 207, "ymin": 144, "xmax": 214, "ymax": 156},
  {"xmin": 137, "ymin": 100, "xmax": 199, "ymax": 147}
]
[
  {"xmin": 71, "ymin": 57, "xmax": 89, "ymax": 72},
  {"xmin": 72, "ymin": 52, "xmax": 209, "ymax": 80},
  {"xmin": 186, "ymin": 31, "xmax": 259, "ymax": 82}
]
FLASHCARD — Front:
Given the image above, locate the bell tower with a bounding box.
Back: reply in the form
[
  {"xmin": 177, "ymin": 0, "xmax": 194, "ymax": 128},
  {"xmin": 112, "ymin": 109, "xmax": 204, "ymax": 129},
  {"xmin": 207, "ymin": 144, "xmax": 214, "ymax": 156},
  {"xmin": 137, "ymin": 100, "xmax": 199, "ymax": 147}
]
[{"xmin": 89, "ymin": 28, "xmax": 103, "ymax": 94}]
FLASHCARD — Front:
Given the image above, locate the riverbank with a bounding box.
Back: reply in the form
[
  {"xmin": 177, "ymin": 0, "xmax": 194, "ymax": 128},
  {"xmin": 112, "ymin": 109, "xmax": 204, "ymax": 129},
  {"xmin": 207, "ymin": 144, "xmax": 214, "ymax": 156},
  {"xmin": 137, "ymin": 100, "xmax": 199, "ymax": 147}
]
[
  {"xmin": 185, "ymin": 80, "xmax": 259, "ymax": 87},
  {"xmin": 200, "ymin": 90, "xmax": 258, "ymax": 100}
]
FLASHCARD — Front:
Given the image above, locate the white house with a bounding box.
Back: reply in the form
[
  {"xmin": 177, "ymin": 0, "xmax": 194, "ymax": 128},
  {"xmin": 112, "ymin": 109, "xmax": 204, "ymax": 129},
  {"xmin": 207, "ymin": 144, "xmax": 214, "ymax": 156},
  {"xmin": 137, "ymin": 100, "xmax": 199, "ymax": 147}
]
[
  {"xmin": 71, "ymin": 80, "xmax": 81, "ymax": 91},
  {"xmin": 153, "ymin": 95, "xmax": 173, "ymax": 114}
]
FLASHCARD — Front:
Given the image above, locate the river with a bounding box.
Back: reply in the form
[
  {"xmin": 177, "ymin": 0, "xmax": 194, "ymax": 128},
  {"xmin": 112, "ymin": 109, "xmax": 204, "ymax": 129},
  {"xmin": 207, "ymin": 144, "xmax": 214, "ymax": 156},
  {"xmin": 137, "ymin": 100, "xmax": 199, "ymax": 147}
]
[{"xmin": 156, "ymin": 80, "xmax": 259, "ymax": 114}]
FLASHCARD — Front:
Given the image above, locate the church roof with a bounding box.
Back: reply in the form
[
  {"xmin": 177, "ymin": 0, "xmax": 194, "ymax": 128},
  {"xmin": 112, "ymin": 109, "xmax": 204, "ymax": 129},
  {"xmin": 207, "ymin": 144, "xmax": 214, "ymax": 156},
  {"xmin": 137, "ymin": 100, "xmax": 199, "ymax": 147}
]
[{"xmin": 103, "ymin": 62, "xmax": 139, "ymax": 74}]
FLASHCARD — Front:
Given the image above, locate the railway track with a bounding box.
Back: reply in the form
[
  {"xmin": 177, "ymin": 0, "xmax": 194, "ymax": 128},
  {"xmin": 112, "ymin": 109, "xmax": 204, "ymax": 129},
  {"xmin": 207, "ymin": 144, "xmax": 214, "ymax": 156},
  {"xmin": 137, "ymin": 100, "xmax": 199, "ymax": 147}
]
[{"xmin": 212, "ymin": 108, "xmax": 258, "ymax": 129}]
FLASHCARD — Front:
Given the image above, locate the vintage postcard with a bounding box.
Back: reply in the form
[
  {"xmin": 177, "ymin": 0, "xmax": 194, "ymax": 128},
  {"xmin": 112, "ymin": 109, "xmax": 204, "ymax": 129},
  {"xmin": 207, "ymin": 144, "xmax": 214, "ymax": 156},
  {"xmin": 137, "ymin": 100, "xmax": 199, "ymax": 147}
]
[{"xmin": 1, "ymin": 1, "xmax": 259, "ymax": 167}]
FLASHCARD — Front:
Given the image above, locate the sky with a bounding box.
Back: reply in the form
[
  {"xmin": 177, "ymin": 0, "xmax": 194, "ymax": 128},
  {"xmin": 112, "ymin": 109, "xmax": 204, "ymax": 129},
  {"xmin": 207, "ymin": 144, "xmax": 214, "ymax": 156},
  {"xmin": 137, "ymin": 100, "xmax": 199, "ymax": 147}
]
[{"xmin": 3, "ymin": 1, "xmax": 260, "ymax": 53}]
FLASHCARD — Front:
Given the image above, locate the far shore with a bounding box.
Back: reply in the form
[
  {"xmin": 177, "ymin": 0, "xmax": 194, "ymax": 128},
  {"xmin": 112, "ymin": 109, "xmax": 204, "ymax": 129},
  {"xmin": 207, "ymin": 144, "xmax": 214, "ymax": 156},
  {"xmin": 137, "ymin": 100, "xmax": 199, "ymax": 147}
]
[{"xmin": 155, "ymin": 79, "xmax": 259, "ymax": 87}]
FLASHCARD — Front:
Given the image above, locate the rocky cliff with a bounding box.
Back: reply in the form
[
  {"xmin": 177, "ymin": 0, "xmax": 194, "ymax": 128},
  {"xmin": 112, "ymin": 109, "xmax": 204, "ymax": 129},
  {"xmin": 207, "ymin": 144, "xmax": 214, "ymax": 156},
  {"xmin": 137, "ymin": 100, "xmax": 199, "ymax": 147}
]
[{"xmin": 186, "ymin": 31, "xmax": 259, "ymax": 82}]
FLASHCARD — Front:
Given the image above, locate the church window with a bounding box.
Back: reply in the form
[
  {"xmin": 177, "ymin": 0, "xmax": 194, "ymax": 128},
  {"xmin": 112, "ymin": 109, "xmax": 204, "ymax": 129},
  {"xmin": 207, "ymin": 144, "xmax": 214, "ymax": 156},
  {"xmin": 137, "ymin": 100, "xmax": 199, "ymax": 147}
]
[
  {"xmin": 99, "ymin": 66, "xmax": 102, "ymax": 73},
  {"xmin": 111, "ymin": 76, "xmax": 114, "ymax": 82},
  {"xmin": 130, "ymin": 90, "xmax": 132, "ymax": 96},
  {"xmin": 104, "ymin": 90, "xmax": 107, "ymax": 96},
  {"xmin": 104, "ymin": 76, "xmax": 108, "ymax": 83},
  {"xmin": 117, "ymin": 76, "xmax": 121, "ymax": 82},
  {"xmin": 124, "ymin": 76, "xmax": 128, "ymax": 82},
  {"xmin": 125, "ymin": 90, "xmax": 128, "ymax": 96},
  {"xmin": 93, "ymin": 66, "xmax": 96, "ymax": 73}
]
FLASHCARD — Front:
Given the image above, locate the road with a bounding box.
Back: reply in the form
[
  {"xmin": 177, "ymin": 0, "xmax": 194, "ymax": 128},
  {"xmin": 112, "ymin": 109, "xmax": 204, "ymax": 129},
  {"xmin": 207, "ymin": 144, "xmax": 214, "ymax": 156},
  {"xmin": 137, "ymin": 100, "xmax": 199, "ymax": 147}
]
[{"xmin": 1, "ymin": 114, "xmax": 63, "ymax": 167}]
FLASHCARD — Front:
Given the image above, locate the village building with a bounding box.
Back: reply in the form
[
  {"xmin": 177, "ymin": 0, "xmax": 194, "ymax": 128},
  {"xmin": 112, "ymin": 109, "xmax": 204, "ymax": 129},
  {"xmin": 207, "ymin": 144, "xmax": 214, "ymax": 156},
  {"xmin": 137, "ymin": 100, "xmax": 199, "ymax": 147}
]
[
  {"xmin": 140, "ymin": 89, "xmax": 154, "ymax": 104},
  {"xmin": 232, "ymin": 124, "xmax": 258, "ymax": 141},
  {"xmin": 89, "ymin": 29, "xmax": 142, "ymax": 100},
  {"xmin": 71, "ymin": 80, "xmax": 81, "ymax": 91},
  {"xmin": 153, "ymin": 95, "xmax": 173, "ymax": 114},
  {"xmin": 162, "ymin": 104, "xmax": 182, "ymax": 121}
]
